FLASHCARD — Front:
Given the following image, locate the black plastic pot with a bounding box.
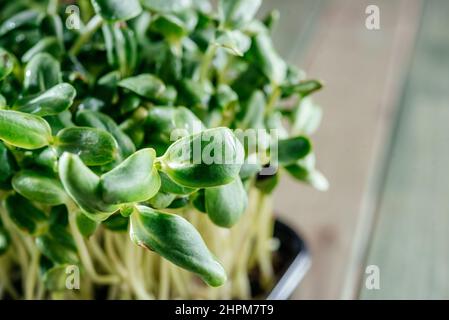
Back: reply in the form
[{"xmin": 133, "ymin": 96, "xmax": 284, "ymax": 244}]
[{"xmin": 265, "ymin": 219, "xmax": 311, "ymax": 300}]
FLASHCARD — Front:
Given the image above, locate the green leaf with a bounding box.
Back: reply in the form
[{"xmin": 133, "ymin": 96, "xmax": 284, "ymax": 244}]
[
  {"xmin": 44, "ymin": 109, "xmax": 75, "ymax": 134},
  {"xmin": 91, "ymin": 0, "xmax": 142, "ymax": 21},
  {"xmin": 96, "ymin": 70, "xmax": 121, "ymax": 104},
  {"xmin": 291, "ymin": 97, "xmax": 323, "ymax": 136},
  {"xmin": 56, "ymin": 127, "xmax": 118, "ymax": 166},
  {"xmin": 281, "ymin": 79, "xmax": 323, "ymax": 98},
  {"xmin": 141, "ymin": 0, "xmax": 191, "ymax": 13},
  {"xmin": 284, "ymin": 154, "xmax": 329, "ymax": 191},
  {"xmin": 12, "ymin": 170, "xmax": 68, "ymax": 205},
  {"xmin": 5, "ymin": 194, "xmax": 48, "ymax": 236},
  {"xmin": 168, "ymin": 197, "xmax": 189, "ymax": 209},
  {"xmin": 265, "ymin": 111, "xmax": 289, "ymax": 139},
  {"xmin": 178, "ymin": 79, "xmax": 211, "ymax": 109},
  {"xmin": 277, "ymin": 136, "xmax": 312, "ymax": 166},
  {"xmin": 151, "ymin": 14, "xmax": 188, "ymax": 41},
  {"xmin": 23, "ymin": 52, "xmax": 61, "ymax": 94},
  {"xmin": 21, "ymin": 37, "xmax": 63, "ymax": 63},
  {"xmin": 42, "ymin": 264, "xmax": 71, "ymax": 291},
  {"xmin": 76, "ymin": 110, "xmax": 135, "ymax": 158},
  {"xmin": 0, "ymin": 141, "xmax": 15, "ymax": 186},
  {"xmin": 58, "ymin": 153, "xmax": 119, "ymax": 221},
  {"xmin": 144, "ymin": 106, "xmax": 177, "ymax": 143},
  {"xmin": 32, "ymin": 146, "xmax": 58, "ymax": 172},
  {"xmin": 205, "ymin": 178, "xmax": 247, "ymax": 228},
  {"xmin": 262, "ymin": 9, "xmax": 280, "ymax": 31},
  {"xmin": 102, "ymin": 23, "xmax": 138, "ymax": 76},
  {"xmin": 36, "ymin": 227, "xmax": 78, "ymax": 265},
  {"xmin": 192, "ymin": 189, "xmax": 206, "ymax": 213},
  {"xmin": 0, "ymin": 10, "xmax": 42, "ymax": 37},
  {"xmin": 214, "ymin": 29, "xmax": 250, "ymax": 56},
  {"xmin": 159, "ymin": 171, "xmax": 197, "ymax": 195},
  {"xmin": 239, "ymin": 154, "xmax": 262, "ymax": 179},
  {"xmin": 49, "ymin": 225, "xmax": 78, "ymax": 252},
  {"xmin": 40, "ymin": 14, "xmax": 64, "ymax": 45},
  {"xmin": 173, "ymin": 106, "xmax": 205, "ymax": 134},
  {"xmin": 49, "ymin": 205, "xmax": 69, "ymax": 227},
  {"xmin": 159, "ymin": 127, "xmax": 244, "ymax": 188},
  {"xmin": 102, "ymin": 213, "xmax": 129, "ymax": 232},
  {"xmin": 118, "ymin": 93, "xmax": 141, "ymax": 114},
  {"xmin": 14, "ymin": 83, "xmax": 76, "ymax": 116},
  {"xmin": 246, "ymin": 29, "xmax": 286, "ymax": 84},
  {"xmin": 0, "ymin": 94, "xmax": 6, "ymax": 108},
  {"xmin": 238, "ymin": 90, "xmax": 265, "ymax": 129},
  {"xmin": 130, "ymin": 206, "xmax": 226, "ymax": 287},
  {"xmin": 0, "ymin": 110, "xmax": 53, "ymax": 149},
  {"xmin": 100, "ymin": 148, "xmax": 161, "ymax": 204},
  {"xmin": 147, "ymin": 191, "xmax": 176, "ymax": 209},
  {"xmin": 213, "ymin": 84, "xmax": 238, "ymax": 111},
  {"xmin": 102, "ymin": 23, "xmax": 117, "ymax": 67},
  {"xmin": 145, "ymin": 106, "xmax": 204, "ymax": 148},
  {"xmin": 219, "ymin": 0, "xmax": 262, "ymax": 29},
  {"xmin": 255, "ymin": 172, "xmax": 279, "ymax": 194},
  {"xmin": 76, "ymin": 211, "xmax": 99, "ymax": 238},
  {"xmin": 113, "ymin": 24, "xmax": 138, "ymax": 76},
  {"xmin": 0, "ymin": 48, "xmax": 14, "ymax": 81},
  {"xmin": 0, "ymin": 218, "xmax": 11, "ymax": 255},
  {"xmin": 119, "ymin": 204, "xmax": 134, "ymax": 217},
  {"xmin": 118, "ymin": 74, "xmax": 165, "ymax": 100}
]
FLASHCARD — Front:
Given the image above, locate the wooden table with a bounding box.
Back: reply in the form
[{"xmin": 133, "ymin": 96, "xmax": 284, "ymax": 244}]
[{"xmin": 259, "ymin": 0, "xmax": 445, "ymax": 299}]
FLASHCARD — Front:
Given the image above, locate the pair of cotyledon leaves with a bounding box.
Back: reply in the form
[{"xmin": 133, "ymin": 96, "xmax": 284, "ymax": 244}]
[{"xmin": 0, "ymin": 106, "xmax": 244, "ymax": 286}]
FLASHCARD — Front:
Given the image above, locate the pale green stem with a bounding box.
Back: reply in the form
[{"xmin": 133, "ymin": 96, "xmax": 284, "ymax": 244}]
[
  {"xmin": 0, "ymin": 202, "xmax": 30, "ymax": 298},
  {"xmin": 158, "ymin": 259, "xmax": 170, "ymax": 299},
  {"xmin": 104, "ymin": 232, "xmax": 128, "ymax": 278},
  {"xmin": 198, "ymin": 44, "xmax": 217, "ymax": 83},
  {"xmin": 87, "ymin": 233, "xmax": 115, "ymax": 274},
  {"xmin": 142, "ymin": 251, "xmax": 155, "ymax": 292},
  {"xmin": 69, "ymin": 15, "xmax": 103, "ymax": 56},
  {"xmin": 36, "ymin": 279, "xmax": 45, "ymax": 300},
  {"xmin": 47, "ymin": 0, "xmax": 58, "ymax": 15},
  {"xmin": 67, "ymin": 202, "xmax": 120, "ymax": 285},
  {"xmin": 0, "ymin": 256, "xmax": 19, "ymax": 299},
  {"xmin": 256, "ymin": 193, "xmax": 274, "ymax": 287},
  {"xmin": 169, "ymin": 263, "xmax": 188, "ymax": 297},
  {"xmin": 265, "ymin": 85, "xmax": 281, "ymax": 115},
  {"xmin": 125, "ymin": 240, "xmax": 154, "ymax": 300},
  {"xmin": 25, "ymin": 249, "xmax": 39, "ymax": 300}
]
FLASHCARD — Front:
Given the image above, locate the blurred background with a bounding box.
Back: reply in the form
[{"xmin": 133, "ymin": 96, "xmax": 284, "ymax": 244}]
[{"xmin": 260, "ymin": 0, "xmax": 449, "ymax": 299}]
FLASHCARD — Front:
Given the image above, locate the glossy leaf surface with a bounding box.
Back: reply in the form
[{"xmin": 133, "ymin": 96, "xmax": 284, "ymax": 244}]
[
  {"xmin": 160, "ymin": 127, "xmax": 244, "ymax": 188},
  {"xmin": 100, "ymin": 148, "xmax": 161, "ymax": 204},
  {"xmin": 91, "ymin": 0, "xmax": 142, "ymax": 21},
  {"xmin": 130, "ymin": 206, "xmax": 226, "ymax": 287},
  {"xmin": 0, "ymin": 110, "xmax": 52, "ymax": 149},
  {"xmin": 12, "ymin": 170, "xmax": 67, "ymax": 205},
  {"xmin": 205, "ymin": 177, "xmax": 247, "ymax": 228},
  {"xmin": 58, "ymin": 153, "xmax": 118, "ymax": 221},
  {"xmin": 56, "ymin": 127, "xmax": 118, "ymax": 166},
  {"xmin": 14, "ymin": 83, "xmax": 76, "ymax": 116}
]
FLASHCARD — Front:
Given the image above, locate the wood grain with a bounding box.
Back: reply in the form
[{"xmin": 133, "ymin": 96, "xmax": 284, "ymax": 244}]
[
  {"xmin": 263, "ymin": 0, "xmax": 422, "ymax": 299},
  {"xmin": 360, "ymin": 0, "xmax": 449, "ymax": 299}
]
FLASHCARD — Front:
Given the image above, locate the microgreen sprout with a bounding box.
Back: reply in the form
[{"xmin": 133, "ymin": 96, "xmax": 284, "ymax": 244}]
[{"xmin": 0, "ymin": 0, "xmax": 326, "ymax": 299}]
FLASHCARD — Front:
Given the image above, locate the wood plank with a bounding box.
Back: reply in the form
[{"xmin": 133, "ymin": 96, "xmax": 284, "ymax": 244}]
[
  {"xmin": 360, "ymin": 0, "xmax": 449, "ymax": 299},
  {"xmin": 271, "ymin": 0, "xmax": 422, "ymax": 299}
]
